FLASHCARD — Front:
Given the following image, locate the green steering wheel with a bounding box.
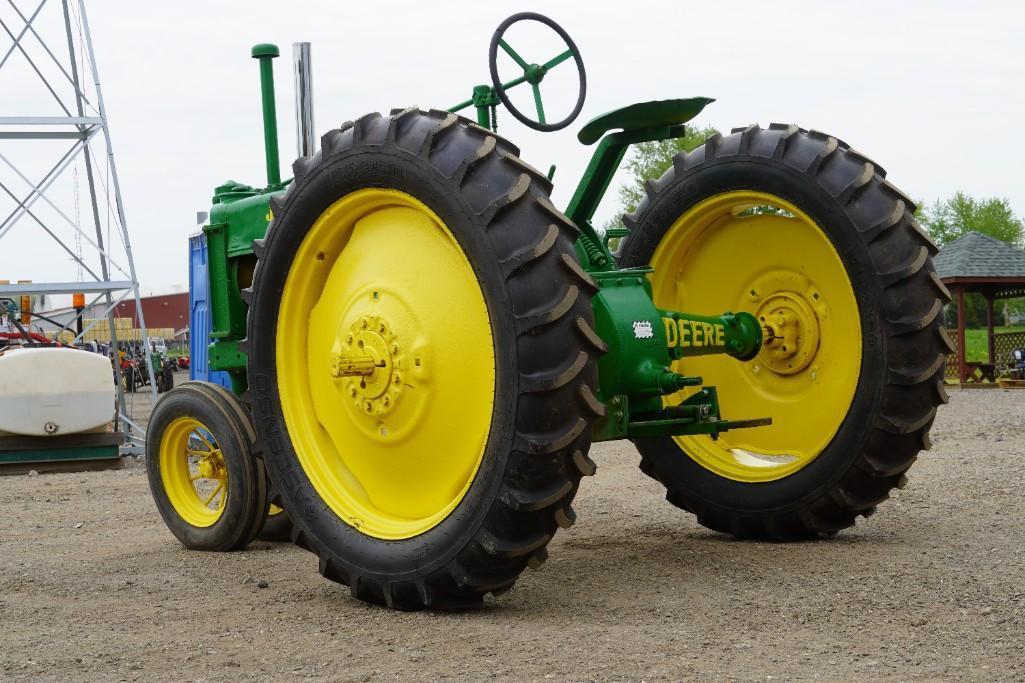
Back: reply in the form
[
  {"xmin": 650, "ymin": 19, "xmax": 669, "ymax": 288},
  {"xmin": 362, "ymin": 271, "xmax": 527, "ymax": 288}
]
[{"xmin": 488, "ymin": 12, "xmax": 587, "ymax": 132}]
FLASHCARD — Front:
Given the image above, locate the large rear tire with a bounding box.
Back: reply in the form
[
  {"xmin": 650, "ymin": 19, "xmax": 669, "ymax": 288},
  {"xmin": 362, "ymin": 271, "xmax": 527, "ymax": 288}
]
[
  {"xmin": 619, "ymin": 124, "xmax": 950, "ymax": 539},
  {"xmin": 246, "ymin": 109, "xmax": 602, "ymax": 608},
  {"xmin": 257, "ymin": 484, "xmax": 293, "ymax": 543}
]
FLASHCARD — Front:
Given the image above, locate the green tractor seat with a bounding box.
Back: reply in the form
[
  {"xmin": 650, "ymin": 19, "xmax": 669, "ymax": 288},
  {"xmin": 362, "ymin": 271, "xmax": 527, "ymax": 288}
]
[{"xmin": 577, "ymin": 97, "xmax": 715, "ymax": 145}]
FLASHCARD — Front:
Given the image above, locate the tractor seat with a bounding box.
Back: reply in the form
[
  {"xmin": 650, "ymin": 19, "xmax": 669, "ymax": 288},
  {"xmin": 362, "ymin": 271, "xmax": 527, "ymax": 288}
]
[{"xmin": 577, "ymin": 97, "xmax": 715, "ymax": 145}]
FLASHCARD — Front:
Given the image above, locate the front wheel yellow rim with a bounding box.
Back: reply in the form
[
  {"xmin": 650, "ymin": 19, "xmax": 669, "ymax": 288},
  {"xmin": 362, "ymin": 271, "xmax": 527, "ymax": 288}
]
[
  {"xmin": 650, "ymin": 191, "xmax": 862, "ymax": 483},
  {"xmin": 159, "ymin": 417, "xmax": 228, "ymax": 527},
  {"xmin": 276, "ymin": 189, "xmax": 495, "ymax": 540}
]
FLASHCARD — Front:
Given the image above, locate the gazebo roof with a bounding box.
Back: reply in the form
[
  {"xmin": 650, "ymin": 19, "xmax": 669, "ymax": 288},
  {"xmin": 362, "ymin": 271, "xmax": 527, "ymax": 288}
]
[
  {"xmin": 935, "ymin": 231, "xmax": 1025, "ymax": 281},
  {"xmin": 938, "ymin": 231, "xmax": 1025, "ymax": 384}
]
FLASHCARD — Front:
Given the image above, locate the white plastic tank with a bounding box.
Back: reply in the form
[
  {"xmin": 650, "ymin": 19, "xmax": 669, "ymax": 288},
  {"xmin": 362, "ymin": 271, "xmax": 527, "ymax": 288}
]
[{"xmin": 0, "ymin": 347, "xmax": 115, "ymax": 436}]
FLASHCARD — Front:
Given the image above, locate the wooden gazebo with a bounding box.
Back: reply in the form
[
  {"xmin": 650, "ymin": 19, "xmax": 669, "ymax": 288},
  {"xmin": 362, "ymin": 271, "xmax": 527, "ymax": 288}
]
[{"xmin": 935, "ymin": 231, "xmax": 1025, "ymax": 385}]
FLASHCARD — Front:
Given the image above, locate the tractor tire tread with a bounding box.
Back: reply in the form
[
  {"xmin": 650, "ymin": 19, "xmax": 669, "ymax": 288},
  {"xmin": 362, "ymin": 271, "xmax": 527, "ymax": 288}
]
[
  {"xmin": 177, "ymin": 382, "xmax": 268, "ymax": 547},
  {"xmin": 620, "ymin": 123, "xmax": 948, "ymax": 540},
  {"xmin": 247, "ymin": 108, "xmax": 599, "ymax": 609},
  {"xmin": 145, "ymin": 382, "xmax": 267, "ymax": 551}
]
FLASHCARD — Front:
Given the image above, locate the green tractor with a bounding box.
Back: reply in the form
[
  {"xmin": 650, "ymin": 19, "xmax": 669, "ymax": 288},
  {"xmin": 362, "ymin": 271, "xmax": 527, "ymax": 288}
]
[{"xmin": 146, "ymin": 13, "xmax": 950, "ymax": 608}]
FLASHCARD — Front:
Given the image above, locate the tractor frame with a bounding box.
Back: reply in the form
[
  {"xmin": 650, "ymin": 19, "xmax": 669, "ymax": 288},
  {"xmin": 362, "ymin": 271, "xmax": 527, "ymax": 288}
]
[{"xmin": 200, "ymin": 35, "xmax": 771, "ymax": 446}]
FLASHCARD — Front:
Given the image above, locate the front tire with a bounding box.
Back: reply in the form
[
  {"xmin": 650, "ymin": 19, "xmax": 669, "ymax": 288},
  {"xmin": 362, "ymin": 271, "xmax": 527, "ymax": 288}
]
[
  {"xmin": 246, "ymin": 109, "xmax": 602, "ymax": 608},
  {"xmin": 619, "ymin": 124, "xmax": 950, "ymax": 539},
  {"xmin": 160, "ymin": 367, "xmax": 174, "ymax": 393},
  {"xmin": 145, "ymin": 382, "xmax": 267, "ymax": 551}
]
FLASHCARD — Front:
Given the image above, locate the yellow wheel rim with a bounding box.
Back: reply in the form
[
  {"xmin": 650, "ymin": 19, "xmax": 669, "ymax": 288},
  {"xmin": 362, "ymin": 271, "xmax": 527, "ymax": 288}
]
[
  {"xmin": 650, "ymin": 191, "xmax": 861, "ymax": 483},
  {"xmin": 159, "ymin": 417, "xmax": 228, "ymax": 527},
  {"xmin": 268, "ymin": 503, "xmax": 284, "ymax": 517},
  {"xmin": 276, "ymin": 189, "xmax": 495, "ymax": 540}
]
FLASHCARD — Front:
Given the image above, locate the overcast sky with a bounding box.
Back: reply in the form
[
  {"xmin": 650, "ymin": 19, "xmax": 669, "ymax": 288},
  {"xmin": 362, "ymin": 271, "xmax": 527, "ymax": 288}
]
[{"xmin": 2, "ymin": 0, "xmax": 1024, "ymax": 295}]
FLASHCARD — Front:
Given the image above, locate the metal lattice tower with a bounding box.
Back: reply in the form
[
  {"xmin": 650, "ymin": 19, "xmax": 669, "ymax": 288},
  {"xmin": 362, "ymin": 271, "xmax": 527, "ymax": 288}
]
[{"xmin": 0, "ymin": 0, "xmax": 156, "ymax": 451}]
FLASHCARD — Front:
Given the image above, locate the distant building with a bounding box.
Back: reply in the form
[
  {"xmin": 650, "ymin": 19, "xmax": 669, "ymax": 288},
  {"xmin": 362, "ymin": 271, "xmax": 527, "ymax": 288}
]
[
  {"xmin": 111, "ymin": 291, "xmax": 189, "ymax": 330},
  {"xmin": 34, "ymin": 288, "xmax": 189, "ymax": 341}
]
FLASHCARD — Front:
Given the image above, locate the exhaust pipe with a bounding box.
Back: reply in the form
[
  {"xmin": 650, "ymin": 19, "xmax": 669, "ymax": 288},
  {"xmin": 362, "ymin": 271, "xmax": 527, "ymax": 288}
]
[
  {"xmin": 293, "ymin": 42, "xmax": 316, "ymax": 158},
  {"xmin": 251, "ymin": 43, "xmax": 281, "ymax": 186}
]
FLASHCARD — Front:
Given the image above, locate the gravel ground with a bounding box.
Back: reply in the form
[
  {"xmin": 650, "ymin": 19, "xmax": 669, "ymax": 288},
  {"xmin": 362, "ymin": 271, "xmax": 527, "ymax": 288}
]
[{"xmin": 1, "ymin": 388, "xmax": 1023, "ymax": 682}]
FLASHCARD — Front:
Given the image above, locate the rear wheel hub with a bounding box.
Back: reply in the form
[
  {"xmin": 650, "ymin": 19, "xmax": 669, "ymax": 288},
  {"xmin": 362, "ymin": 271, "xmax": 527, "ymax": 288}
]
[
  {"xmin": 335, "ymin": 314, "xmax": 403, "ymax": 415},
  {"xmin": 276, "ymin": 189, "xmax": 495, "ymax": 539},
  {"xmin": 647, "ymin": 190, "xmax": 862, "ymax": 482},
  {"xmin": 748, "ymin": 271, "xmax": 825, "ymax": 376}
]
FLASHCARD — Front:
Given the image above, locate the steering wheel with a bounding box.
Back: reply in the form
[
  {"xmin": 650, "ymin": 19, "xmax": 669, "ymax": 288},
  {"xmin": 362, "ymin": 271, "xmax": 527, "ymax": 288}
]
[{"xmin": 488, "ymin": 12, "xmax": 587, "ymax": 132}]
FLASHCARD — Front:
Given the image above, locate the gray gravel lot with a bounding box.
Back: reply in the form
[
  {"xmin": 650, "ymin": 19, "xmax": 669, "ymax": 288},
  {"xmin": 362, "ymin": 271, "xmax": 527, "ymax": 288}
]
[{"xmin": 1, "ymin": 388, "xmax": 1023, "ymax": 682}]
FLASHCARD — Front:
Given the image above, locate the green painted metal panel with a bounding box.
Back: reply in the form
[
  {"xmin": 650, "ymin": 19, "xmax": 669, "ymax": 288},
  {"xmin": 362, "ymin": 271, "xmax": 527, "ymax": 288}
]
[{"xmin": 0, "ymin": 445, "xmax": 119, "ymax": 464}]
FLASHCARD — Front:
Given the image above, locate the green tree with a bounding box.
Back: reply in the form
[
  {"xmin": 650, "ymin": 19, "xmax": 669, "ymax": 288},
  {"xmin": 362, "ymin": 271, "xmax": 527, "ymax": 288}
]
[
  {"xmin": 613, "ymin": 124, "xmax": 721, "ymax": 219},
  {"xmin": 920, "ymin": 192, "xmax": 1023, "ymax": 247}
]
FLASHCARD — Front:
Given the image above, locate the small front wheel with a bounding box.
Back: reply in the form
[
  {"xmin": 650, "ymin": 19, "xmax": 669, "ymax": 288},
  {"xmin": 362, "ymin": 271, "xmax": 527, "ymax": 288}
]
[
  {"xmin": 159, "ymin": 366, "xmax": 174, "ymax": 393},
  {"xmin": 145, "ymin": 382, "xmax": 267, "ymax": 551}
]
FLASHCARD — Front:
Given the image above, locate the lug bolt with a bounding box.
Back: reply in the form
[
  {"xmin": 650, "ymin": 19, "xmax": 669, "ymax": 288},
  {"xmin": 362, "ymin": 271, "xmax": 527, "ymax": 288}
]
[
  {"xmin": 361, "ymin": 319, "xmax": 368, "ymax": 329},
  {"xmin": 391, "ymin": 344, "xmax": 399, "ymax": 354},
  {"xmin": 383, "ymin": 396, "xmax": 391, "ymax": 406}
]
